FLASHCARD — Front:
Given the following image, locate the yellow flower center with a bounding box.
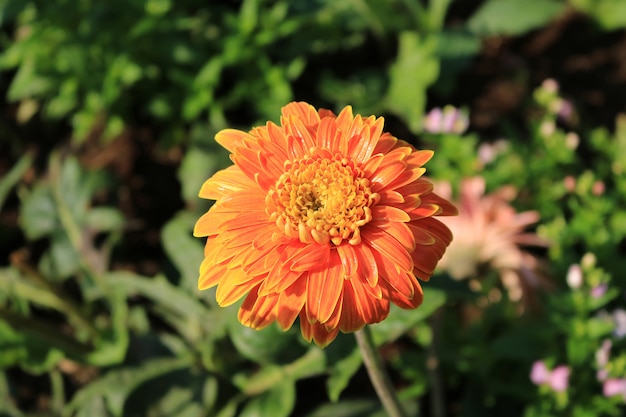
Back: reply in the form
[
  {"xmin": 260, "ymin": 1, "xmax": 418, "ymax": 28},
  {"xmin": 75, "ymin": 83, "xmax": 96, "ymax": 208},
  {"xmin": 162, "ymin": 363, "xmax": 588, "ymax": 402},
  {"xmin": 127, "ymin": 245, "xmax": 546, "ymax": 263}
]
[{"xmin": 267, "ymin": 153, "xmax": 380, "ymax": 245}]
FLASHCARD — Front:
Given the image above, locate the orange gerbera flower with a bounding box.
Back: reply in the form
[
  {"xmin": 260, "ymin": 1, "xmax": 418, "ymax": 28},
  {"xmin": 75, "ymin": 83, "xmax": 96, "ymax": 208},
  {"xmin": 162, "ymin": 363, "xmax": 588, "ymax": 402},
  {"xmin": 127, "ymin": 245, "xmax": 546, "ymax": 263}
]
[{"xmin": 194, "ymin": 102, "xmax": 456, "ymax": 347}]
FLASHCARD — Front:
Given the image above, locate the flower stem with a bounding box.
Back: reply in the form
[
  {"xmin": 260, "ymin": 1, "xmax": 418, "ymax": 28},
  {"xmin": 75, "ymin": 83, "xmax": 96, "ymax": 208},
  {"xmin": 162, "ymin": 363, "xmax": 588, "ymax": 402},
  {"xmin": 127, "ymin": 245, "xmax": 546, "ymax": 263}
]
[{"xmin": 355, "ymin": 326, "xmax": 408, "ymax": 417}]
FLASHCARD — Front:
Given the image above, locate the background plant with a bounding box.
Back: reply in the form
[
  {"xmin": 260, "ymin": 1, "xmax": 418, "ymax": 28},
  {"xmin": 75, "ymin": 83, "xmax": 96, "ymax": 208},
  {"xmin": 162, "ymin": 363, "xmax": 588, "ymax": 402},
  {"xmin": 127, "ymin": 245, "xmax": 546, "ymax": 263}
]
[{"xmin": 1, "ymin": 0, "xmax": 626, "ymax": 416}]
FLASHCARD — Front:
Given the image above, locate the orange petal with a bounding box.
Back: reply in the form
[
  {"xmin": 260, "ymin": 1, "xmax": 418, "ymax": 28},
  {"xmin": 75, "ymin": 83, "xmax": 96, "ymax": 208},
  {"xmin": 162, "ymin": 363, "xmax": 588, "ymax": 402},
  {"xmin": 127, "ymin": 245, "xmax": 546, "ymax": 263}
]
[
  {"xmin": 371, "ymin": 132, "xmax": 398, "ymax": 155},
  {"xmin": 336, "ymin": 243, "xmax": 358, "ymax": 278},
  {"xmin": 378, "ymin": 167, "xmax": 426, "ymax": 192},
  {"xmin": 349, "ymin": 278, "xmax": 390, "ymax": 324},
  {"xmin": 406, "ymin": 222, "xmax": 438, "ymax": 246},
  {"xmin": 352, "ymin": 243, "xmax": 379, "ymax": 288},
  {"xmin": 349, "ymin": 117, "xmax": 384, "ymax": 163},
  {"xmin": 288, "ymin": 243, "xmax": 331, "ymax": 272},
  {"xmin": 421, "ymin": 192, "xmax": 459, "ymax": 216},
  {"xmin": 198, "ymin": 166, "xmax": 254, "ymax": 200},
  {"xmin": 405, "ymin": 150, "xmax": 434, "ymax": 167},
  {"xmin": 371, "ymin": 205, "xmax": 411, "ymax": 222},
  {"xmin": 362, "ymin": 228, "xmax": 414, "ymax": 273},
  {"xmin": 216, "ymin": 274, "xmax": 264, "ymax": 306},
  {"xmin": 305, "ymin": 254, "xmax": 343, "ymax": 324},
  {"xmin": 369, "ymin": 221, "xmax": 417, "ymax": 251},
  {"xmin": 215, "ymin": 129, "xmax": 256, "ymax": 152},
  {"xmin": 384, "ymin": 275, "xmax": 424, "ymax": 309},
  {"xmin": 370, "ymin": 248, "xmax": 415, "ymax": 300},
  {"xmin": 409, "ymin": 203, "xmax": 442, "ymax": 220},
  {"xmin": 281, "ymin": 102, "xmax": 321, "ymax": 127},
  {"xmin": 231, "ymin": 148, "xmax": 274, "ymax": 190},
  {"xmin": 416, "ymin": 217, "xmax": 453, "ymax": 246},
  {"xmin": 300, "ymin": 313, "xmax": 341, "ymax": 347},
  {"xmin": 338, "ymin": 281, "xmax": 366, "ymax": 333},
  {"xmin": 242, "ymin": 291, "xmax": 279, "ymax": 329},
  {"xmin": 335, "ymin": 105, "xmax": 354, "ymax": 135},
  {"xmin": 283, "ymin": 115, "xmax": 316, "ymax": 151},
  {"xmin": 276, "ymin": 278, "xmax": 307, "ymax": 330},
  {"xmin": 316, "ymin": 116, "xmax": 341, "ymax": 151},
  {"xmin": 369, "ymin": 161, "xmax": 407, "ymax": 189},
  {"xmin": 198, "ymin": 257, "xmax": 227, "ymax": 290}
]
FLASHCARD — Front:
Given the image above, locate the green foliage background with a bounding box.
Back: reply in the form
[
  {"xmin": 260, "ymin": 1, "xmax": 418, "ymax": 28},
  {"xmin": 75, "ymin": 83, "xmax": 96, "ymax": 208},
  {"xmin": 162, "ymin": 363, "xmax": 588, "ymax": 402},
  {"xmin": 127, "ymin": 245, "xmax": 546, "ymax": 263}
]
[{"xmin": 1, "ymin": 0, "xmax": 626, "ymax": 416}]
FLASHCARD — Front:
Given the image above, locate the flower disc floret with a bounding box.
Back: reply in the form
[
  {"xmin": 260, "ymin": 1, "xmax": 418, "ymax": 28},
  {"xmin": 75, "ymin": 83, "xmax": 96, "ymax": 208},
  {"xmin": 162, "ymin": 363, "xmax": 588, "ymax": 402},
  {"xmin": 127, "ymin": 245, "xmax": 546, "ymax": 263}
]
[{"xmin": 267, "ymin": 153, "xmax": 380, "ymax": 246}]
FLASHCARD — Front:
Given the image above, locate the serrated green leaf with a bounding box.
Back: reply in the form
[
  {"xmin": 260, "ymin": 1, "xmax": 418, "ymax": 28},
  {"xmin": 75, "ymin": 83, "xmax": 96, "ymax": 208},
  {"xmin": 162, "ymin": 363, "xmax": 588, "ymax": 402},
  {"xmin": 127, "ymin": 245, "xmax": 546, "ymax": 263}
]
[{"xmin": 467, "ymin": 0, "xmax": 565, "ymax": 36}]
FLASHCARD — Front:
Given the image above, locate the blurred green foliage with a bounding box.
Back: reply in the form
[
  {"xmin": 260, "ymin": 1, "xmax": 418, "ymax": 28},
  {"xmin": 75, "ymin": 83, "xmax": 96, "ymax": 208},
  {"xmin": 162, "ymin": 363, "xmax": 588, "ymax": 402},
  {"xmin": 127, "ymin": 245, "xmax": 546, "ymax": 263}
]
[{"xmin": 1, "ymin": 0, "xmax": 626, "ymax": 416}]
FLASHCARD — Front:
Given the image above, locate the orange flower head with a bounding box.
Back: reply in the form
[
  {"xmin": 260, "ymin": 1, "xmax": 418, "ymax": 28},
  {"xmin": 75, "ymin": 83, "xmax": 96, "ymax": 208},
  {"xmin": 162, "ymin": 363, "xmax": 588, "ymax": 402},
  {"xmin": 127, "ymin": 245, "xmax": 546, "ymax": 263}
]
[{"xmin": 194, "ymin": 102, "xmax": 457, "ymax": 347}]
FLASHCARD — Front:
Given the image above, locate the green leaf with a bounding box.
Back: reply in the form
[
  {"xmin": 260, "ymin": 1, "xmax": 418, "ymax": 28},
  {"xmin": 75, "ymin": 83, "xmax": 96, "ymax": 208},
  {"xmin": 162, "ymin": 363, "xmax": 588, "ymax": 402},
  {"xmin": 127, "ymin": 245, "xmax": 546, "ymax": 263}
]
[
  {"xmin": 177, "ymin": 146, "xmax": 222, "ymax": 206},
  {"xmin": 0, "ymin": 151, "xmax": 33, "ymax": 212},
  {"xmin": 228, "ymin": 320, "xmax": 306, "ymax": 365},
  {"xmin": 84, "ymin": 288, "xmax": 129, "ymax": 367},
  {"xmin": 160, "ymin": 211, "xmax": 204, "ymax": 290},
  {"xmin": 85, "ymin": 207, "xmax": 125, "ymax": 232},
  {"xmin": 101, "ymin": 272, "xmax": 223, "ymax": 343},
  {"xmin": 19, "ymin": 183, "xmax": 59, "ymax": 239},
  {"xmin": 233, "ymin": 348, "xmax": 325, "ymax": 396},
  {"xmin": 0, "ymin": 314, "xmax": 68, "ymax": 373},
  {"xmin": 370, "ymin": 287, "xmax": 446, "ymax": 344},
  {"xmin": 571, "ymin": 0, "xmax": 626, "ymax": 30},
  {"xmin": 7, "ymin": 59, "xmax": 53, "ymax": 100},
  {"xmin": 38, "ymin": 231, "xmax": 80, "ymax": 279},
  {"xmin": 386, "ymin": 32, "xmax": 439, "ymax": 133},
  {"xmin": 0, "ymin": 0, "xmax": 28, "ymax": 26},
  {"xmin": 239, "ymin": 381, "xmax": 295, "ymax": 417},
  {"xmin": 304, "ymin": 400, "xmax": 380, "ymax": 417},
  {"xmin": 64, "ymin": 356, "xmax": 193, "ymax": 417},
  {"xmin": 326, "ymin": 345, "xmax": 362, "ymax": 402},
  {"xmin": 467, "ymin": 0, "xmax": 566, "ymax": 36}
]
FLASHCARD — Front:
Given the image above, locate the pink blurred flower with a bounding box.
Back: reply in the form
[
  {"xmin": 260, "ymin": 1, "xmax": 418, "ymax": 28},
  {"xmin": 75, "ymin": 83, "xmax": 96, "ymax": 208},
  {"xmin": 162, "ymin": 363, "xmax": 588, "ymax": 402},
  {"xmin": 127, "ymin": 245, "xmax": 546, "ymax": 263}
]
[
  {"xmin": 436, "ymin": 177, "xmax": 549, "ymax": 302},
  {"xmin": 530, "ymin": 361, "xmax": 570, "ymax": 392},
  {"xmin": 566, "ymin": 264, "xmax": 583, "ymax": 289},
  {"xmin": 596, "ymin": 339, "xmax": 612, "ymax": 371},
  {"xmin": 591, "ymin": 284, "xmax": 608, "ymax": 299},
  {"xmin": 423, "ymin": 105, "xmax": 469, "ymax": 135},
  {"xmin": 603, "ymin": 378, "xmax": 626, "ymax": 401},
  {"xmin": 549, "ymin": 366, "xmax": 570, "ymax": 392},
  {"xmin": 530, "ymin": 361, "xmax": 550, "ymax": 385},
  {"xmin": 613, "ymin": 309, "xmax": 626, "ymax": 338}
]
